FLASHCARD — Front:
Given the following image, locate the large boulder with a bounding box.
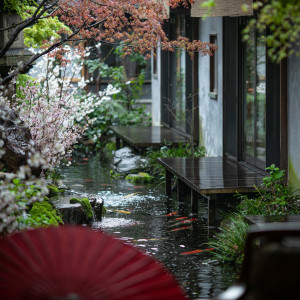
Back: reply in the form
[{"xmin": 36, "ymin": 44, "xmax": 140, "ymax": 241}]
[
  {"xmin": 0, "ymin": 105, "xmax": 34, "ymax": 173},
  {"xmin": 112, "ymin": 147, "xmax": 149, "ymax": 174}
]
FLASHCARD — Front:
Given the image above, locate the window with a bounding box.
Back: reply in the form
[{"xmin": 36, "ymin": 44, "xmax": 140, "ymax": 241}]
[
  {"xmin": 209, "ymin": 34, "xmax": 218, "ymax": 99},
  {"xmin": 152, "ymin": 47, "xmax": 157, "ymax": 77}
]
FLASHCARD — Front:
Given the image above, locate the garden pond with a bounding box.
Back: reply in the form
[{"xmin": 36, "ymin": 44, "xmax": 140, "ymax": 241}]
[{"xmin": 58, "ymin": 153, "xmax": 238, "ymax": 299}]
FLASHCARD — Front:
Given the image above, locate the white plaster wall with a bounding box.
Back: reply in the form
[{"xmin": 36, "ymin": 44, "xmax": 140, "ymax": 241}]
[
  {"xmin": 151, "ymin": 46, "xmax": 161, "ymax": 126},
  {"xmin": 288, "ymin": 53, "xmax": 300, "ymax": 187},
  {"xmin": 198, "ymin": 17, "xmax": 223, "ymax": 156}
]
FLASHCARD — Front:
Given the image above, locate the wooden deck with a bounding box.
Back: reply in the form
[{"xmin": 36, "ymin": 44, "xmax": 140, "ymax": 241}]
[
  {"xmin": 157, "ymin": 157, "xmax": 267, "ymax": 223},
  {"xmin": 110, "ymin": 126, "xmax": 191, "ymax": 151}
]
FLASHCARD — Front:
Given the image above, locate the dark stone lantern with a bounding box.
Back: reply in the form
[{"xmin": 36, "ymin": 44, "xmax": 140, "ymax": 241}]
[{"xmin": 0, "ymin": 12, "xmax": 33, "ymax": 78}]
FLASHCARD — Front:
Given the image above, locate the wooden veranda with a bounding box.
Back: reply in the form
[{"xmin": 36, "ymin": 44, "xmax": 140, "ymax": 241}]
[
  {"xmin": 110, "ymin": 126, "xmax": 192, "ymax": 152},
  {"xmin": 157, "ymin": 156, "xmax": 267, "ymax": 225}
]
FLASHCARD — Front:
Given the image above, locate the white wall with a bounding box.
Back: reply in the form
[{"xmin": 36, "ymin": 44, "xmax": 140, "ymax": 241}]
[
  {"xmin": 151, "ymin": 45, "xmax": 161, "ymax": 126},
  {"xmin": 198, "ymin": 17, "xmax": 223, "ymax": 156},
  {"xmin": 288, "ymin": 53, "xmax": 300, "ymax": 187}
]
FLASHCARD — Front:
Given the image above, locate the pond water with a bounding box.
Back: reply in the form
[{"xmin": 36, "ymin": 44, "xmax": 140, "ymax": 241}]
[{"xmin": 59, "ymin": 153, "xmax": 238, "ymax": 299}]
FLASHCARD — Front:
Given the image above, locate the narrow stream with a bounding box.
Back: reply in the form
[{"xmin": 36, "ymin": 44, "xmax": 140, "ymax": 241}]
[{"xmin": 59, "ymin": 153, "xmax": 238, "ymax": 299}]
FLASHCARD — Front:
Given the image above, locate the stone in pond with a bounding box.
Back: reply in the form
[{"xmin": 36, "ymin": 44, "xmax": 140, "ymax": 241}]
[
  {"xmin": 93, "ymin": 198, "xmax": 104, "ymax": 221},
  {"xmin": 55, "ymin": 203, "xmax": 85, "ymax": 224},
  {"xmin": 113, "ymin": 147, "xmax": 148, "ymax": 174},
  {"xmin": 126, "ymin": 172, "xmax": 154, "ymax": 184}
]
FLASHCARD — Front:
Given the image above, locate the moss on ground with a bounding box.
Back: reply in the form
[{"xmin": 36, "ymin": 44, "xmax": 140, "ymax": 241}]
[{"xmin": 26, "ymin": 200, "xmax": 63, "ymax": 227}]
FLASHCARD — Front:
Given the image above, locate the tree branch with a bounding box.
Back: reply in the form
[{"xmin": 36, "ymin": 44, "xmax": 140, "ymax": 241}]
[
  {"xmin": 0, "ymin": 13, "xmax": 111, "ymax": 85},
  {"xmin": 0, "ymin": 0, "xmax": 58, "ymax": 59},
  {"xmin": 0, "ymin": 19, "xmax": 27, "ymax": 32}
]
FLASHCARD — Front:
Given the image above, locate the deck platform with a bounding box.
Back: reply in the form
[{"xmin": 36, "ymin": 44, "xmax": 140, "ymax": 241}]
[
  {"xmin": 110, "ymin": 126, "xmax": 191, "ymax": 151},
  {"xmin": 157, "ymin": 157, "xmax": 267, "ymax": 224}
]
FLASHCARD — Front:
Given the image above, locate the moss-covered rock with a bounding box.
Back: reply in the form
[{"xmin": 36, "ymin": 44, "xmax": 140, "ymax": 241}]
[
  {"xmin": 69, "ymin": 197, "xmax": 81, "ymax": 204},
  {"xmin": 80, "ymin": 198, "xmax": 94, "ymax": 221},
  {"xmin": 125, "ymin": 172, "xmax": 154, "ymax": 184},
  {"xmin": 47, "ymin": 184, "xmax": 63, "ymax": 196},
  {"xmin": 26, "ymin": 200, "xmax": 63, "ymax": 227},
  {"xmin": 69, "ymin": 197, "xmax": 93, "ymax": 222}
]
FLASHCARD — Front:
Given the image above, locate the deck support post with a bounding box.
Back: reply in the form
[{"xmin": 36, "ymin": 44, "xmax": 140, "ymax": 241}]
[
  {"xmin": 165, "ymin": 169, "xmax": 173, "ymax": 197},
  {"xmin": 177, "ymin": 179, "xmax": 190, "ymax": 214},
  {"xmin": 207, "ymin": 195, "xmax": 217, "ymax": 227},
  {"xmin": 190, "ymin": 190, "xmax": 198, "ymax": 217},
  {"xmin": 116, "ymin": 137, "xmax": 121, "ymax": 150}
]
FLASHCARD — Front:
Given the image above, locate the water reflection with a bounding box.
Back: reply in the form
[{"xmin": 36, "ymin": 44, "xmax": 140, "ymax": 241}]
[{"xmin": 59, "ymin": 154, "xmax": 238, "ymax": 299}]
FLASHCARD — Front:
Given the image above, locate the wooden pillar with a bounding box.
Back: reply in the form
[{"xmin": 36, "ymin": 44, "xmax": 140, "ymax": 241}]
[
  {"xmin": 165, "ymin": 169, "xmax": 172, "ymax": 197},
  {"xmin": 177, "ymin": 178, "xmax": 190, "ymax": 214},
  {"xmin": 116, "ymin": 136, "xmax": 121, "ymax": 150},
  {"xmin": 190, "ymin": 190, "xmax": 199, "ymax": 217},
  {"xmin": 280, "ymin": 58, "xmax": 288, "ymax": 177},
  {"xmin": 207, "ymin": 195, "xmax": 217, "ymax": 227}
]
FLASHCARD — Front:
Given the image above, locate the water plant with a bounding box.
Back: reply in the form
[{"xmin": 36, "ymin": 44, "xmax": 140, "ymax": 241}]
[{"xmin": 208, "ymin": 213, "xmax": 249, "ymax": 265}]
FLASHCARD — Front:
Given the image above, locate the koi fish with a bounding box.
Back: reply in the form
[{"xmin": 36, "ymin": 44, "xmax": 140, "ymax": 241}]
[
  {"xmin": 101, "ymin": 183, "xmax": 113, "ymax": 186},
  {"xmin": 180, "ymin": 248, "xmax": 214, "ymax": 255},
  {"xmin": 170, "ymin": 226, "xmax": 192, "ymax": 232},
  {"xmin": 83, "ymin": 178, "xmax": 95, "ymax": 182},
  {"xmin": 165, "ymin": 212, "xmax": 177, "ymax": 217},
  {"xmin": 112, "ymin": 209, "xmax": 131, "ymax": 214},
  {"xmin": 169, "ymin": 218, "xmax": 197, "ymax": 228},
  {"xmin": 133, "ymin": 186, "xmax": 144, "ymax": 189},
  {"xmin": 82, "ymin": 158, "xmax": 89, "ymax": 161},
  {"xmin": 124, "ymin": 192, "xmax": 139, "ymax": 198},
  {"xmin": 134, "ymin": 238, "xmax": 167, "ymax": 242},
  {"xmin": 180, "ymin": 218, "xmax": 197, "ymax": 224},
  {"xmin": 174, "ymin": 217, "xmax": 188, "ymax": 221}
]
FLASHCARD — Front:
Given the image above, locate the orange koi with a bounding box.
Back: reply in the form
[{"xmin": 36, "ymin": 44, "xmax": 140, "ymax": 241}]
[
  {"xmin": 180, "ymin": 218, "xmax": 197, "ymax": 224},
  {"xmin": 170, "ymin": 226, "xmax": 192, "ymax": 232},
  {"xmin": 124, "ymin": 192, "xmax": 139, "ymax": 198},
  {"xmin": 169, "ymin": 218, "xmax": 197, "ymax": 228},
  {"xmin": 112, "ymin": 209, "xmax": 131, "ymax": 214},
  {"xmin": 165, "ymin": 212, "xmax": 177, "ymax": 217},
  {"xmin": 175, "ymin": 217, "xmax": 188, "ymax": 221},
  {"xmin": 82, "ymin": 158, "xmax": 89, "ymax": 161},
  {"xmin": 133, "ymin": 186, "xmax": 144, "ymax": 189},
  {"xmin": 181, "ymin": 248, "xmax": 214, "ymax": 255},
  {"xmin": 83, "ymin": 178, "xmax": 95, "ymax": 182}
]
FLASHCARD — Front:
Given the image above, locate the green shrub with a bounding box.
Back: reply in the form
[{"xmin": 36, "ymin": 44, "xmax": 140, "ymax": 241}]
[
  {"xmin": 237, "ymin": 164, "xmax": 300, "ymax": 215},
  {"xmin": 209, "ymin": 165, "xmax": 300, "ymax": 266},
  {"xmin": 77, "ymin": 46, "xmax": 151, "ymax": 152}
]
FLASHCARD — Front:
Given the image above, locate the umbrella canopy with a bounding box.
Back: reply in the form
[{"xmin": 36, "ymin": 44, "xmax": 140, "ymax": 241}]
[{"xmin": 0, "ymin": 226, "xmax": 187, "ymax": 300}]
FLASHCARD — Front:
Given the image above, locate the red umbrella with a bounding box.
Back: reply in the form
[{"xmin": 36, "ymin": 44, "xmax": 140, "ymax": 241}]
[{"xmin": 0, "ymin": 226, "xmax": 187, "ymax": 300}]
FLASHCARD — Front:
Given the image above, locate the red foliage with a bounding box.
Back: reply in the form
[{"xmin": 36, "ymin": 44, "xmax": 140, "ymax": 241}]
[{"xmin": 51, "ymin": 0, "xmax": 214, "ymax": 57}]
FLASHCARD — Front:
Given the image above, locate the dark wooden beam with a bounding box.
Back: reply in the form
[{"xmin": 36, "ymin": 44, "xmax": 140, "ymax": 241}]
[{"xmin": 280, "ymin": 58, "xmax": 288, "ymax": 175}]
